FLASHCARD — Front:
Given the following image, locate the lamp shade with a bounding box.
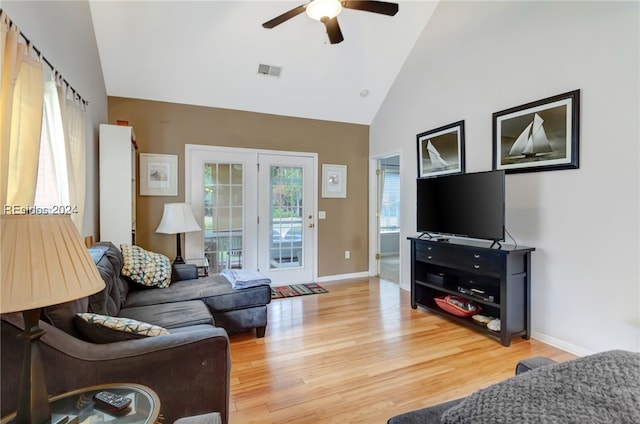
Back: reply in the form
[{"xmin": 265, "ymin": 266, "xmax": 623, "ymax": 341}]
[
  {"xmin": 1, "ymin": 215, "xmax": 105, "ymax": 313},
  {"xmin": 155, "ymin": 203, "xmax": 201, "ymax": 234}
]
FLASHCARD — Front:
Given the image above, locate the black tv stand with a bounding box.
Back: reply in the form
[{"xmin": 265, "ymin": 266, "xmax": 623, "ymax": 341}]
[
  {"xmin": 408, "ymin": 237, "xmax": 534, "ymax": 346},
  {"xmin": 490, "ymin": 240, "xmax": 502, "ymax": 249}
]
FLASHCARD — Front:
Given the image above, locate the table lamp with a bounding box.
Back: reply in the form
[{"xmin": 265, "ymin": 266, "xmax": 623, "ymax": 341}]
[
  {"xmin": 1, "ymin": 214, "xmax": 105, "ymax": 424},
  {"xmin": 155, "ymin": 203, "xmax": 201, "ymax": 264}
]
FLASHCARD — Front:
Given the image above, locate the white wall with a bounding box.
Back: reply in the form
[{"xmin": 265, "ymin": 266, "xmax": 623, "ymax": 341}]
[
  {"xmin": 371, "ymin": 1, "xmax": 639, "ymax": 355},
  {"xmin": 2, "ymin": 0, "xmax": 108, "ymax": 238}
]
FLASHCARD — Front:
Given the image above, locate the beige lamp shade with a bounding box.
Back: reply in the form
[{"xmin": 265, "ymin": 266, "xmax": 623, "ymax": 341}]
[
  {"xmin": 155, "ymin": 203, "xmax": 201, "ymax": 234},
  {"xmin": 1, "ymin": 214, "xmax": 105, "ymax": 313}
]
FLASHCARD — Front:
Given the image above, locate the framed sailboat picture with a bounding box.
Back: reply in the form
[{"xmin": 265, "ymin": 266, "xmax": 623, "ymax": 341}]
[
  {"xmin": 493, "ymin": 90, "xmax": 580, "ymax": 173},
  {"xmin": 417, "ymin": 120, "xmax": 465, "ymax": 178}
]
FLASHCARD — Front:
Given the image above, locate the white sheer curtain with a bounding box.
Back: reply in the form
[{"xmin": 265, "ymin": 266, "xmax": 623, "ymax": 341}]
[
  {"xmin": 0, "ymin": 11, "xmax": 44, "ymax": 206},
  {"xmin": 34, "ymin": 69, "xmax": 88, "ymax": 231},
  {"xmin": 34, "ymin": 70, "xmax": 69, "ymax": 208},
  {"xmin": 60, "ymin": 79, "xmax": 87, "ymax": 230}
]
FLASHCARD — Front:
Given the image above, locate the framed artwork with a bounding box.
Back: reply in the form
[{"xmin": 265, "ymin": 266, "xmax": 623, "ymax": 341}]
[
  {"xmin": 493, "ymin": 89, "xmax": 580, "ymax": 173},
  {"xmin": 322, "ymin": 164, "xmax": 347, "ymax": 198},
  {"xmin": 139, "ymin": 153, "xmax": 178, "ymax": 196},
  {"xmin": 416, "ymin": 120, "xmax": 465, "ymax": 178}
]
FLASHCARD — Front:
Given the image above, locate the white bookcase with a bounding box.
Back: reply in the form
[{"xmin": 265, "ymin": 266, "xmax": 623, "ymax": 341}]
[{"xmin": 99, "ymin": 124, "xmax": 136, "ymax": 248}]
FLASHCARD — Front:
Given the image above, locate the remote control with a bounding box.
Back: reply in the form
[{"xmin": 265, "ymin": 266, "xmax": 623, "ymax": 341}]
[{"xmin": 93, "ymin": 391, "xmax": 132, "ymax": 411}]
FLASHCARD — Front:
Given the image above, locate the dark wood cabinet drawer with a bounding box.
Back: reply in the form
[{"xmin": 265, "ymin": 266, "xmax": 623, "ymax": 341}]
[
  {"xmin": 415, "ymin": 243, "xmax": 502, "ymax": 276},
  {"xmin": 455, "ymin": 250, "xmax": 502, "ymax": 276}
]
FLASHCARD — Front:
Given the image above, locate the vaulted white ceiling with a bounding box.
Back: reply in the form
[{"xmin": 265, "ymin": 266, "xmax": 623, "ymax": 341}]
[{"xmin": 89, "ymin": 1, "xmax": 439, "ymax": 125}]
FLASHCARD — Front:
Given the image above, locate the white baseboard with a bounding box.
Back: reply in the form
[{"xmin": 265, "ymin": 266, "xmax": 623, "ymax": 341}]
[
  {"xmin": 317, "ymin": 271, "xmax": 369, "ymax": 283},
  {"xmin": 531, "ymin": 331, "xmax": 593, "ymax": 357}
]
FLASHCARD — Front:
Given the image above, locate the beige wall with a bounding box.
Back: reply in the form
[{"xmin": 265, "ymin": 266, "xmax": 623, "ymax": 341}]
[{"xmin": 107, "ymin": 97, "xmax": 369, "ymax": 278}]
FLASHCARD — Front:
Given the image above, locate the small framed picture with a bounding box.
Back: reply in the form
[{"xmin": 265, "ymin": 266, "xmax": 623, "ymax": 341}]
[
  {"xmin": 322, "ymin": 164, "xmax": 347, "ymax": 198},
  {"xmin": 139, "ymin": 153, "xmax": 178, "ymax": 196},
  {"xmin": 416, "ymin": 121, "xmax": 465, "ymax": 178},
  {"xmin": 493, "ymin": 89, "xmax": 580, "ymax": 173}
]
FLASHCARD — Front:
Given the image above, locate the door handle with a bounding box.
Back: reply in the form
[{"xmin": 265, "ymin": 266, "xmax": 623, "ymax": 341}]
[{"xmin": 308, "ymin": 223, "xmax": 314, "ymax": 228}]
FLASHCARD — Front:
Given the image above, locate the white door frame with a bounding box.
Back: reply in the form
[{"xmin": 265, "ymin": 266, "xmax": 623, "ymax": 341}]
[{"xmin": 185, "ymin": 144, "xmax": 318, "ymax": 282}]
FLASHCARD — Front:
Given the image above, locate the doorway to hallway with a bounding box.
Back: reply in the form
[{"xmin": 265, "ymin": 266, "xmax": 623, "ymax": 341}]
[{"xmin": 376, "ymin": 155, "xmax": 400, "ymax": 283}]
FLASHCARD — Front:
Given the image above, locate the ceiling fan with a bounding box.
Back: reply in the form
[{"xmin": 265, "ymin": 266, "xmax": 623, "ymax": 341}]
[{"xmin": 262, "ymin": 0, "xmax": 399, "ymax": 44}]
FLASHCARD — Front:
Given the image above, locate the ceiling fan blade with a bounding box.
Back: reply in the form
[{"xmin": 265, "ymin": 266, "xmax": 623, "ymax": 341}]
[
  {"xmin": 342, "ymin": 1, "xmax": 399, "ymax": 16},
  {"xmin": 323, "ymin": 16, "xmax": 344, "ymax": 44},
  {"xmin": 262, "ymin": 4, "xmax": 307, "ymax": 28}
]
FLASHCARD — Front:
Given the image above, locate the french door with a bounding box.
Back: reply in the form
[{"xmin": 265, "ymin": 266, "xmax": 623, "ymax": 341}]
[
  {"xmin": 257, "ymin": 154, "xmax": 315, "ymax": 284},
  {"xmin": 185, "ymin": 145, "xmax": 316, "ymax": 284}
]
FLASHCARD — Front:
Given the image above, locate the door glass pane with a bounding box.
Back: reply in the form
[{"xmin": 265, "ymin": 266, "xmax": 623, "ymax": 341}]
[
  {"xmin": 270, "ymin": 166, "xmax": 303, "ymax": 269},
  {"xmin": 204, "ymin": 162, "xmax": 243, "ymax": 273}
]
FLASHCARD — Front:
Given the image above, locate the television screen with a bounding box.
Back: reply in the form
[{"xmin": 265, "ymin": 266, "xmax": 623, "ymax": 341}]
[{"xmin": 416, "ymin": 170, "xmax": 505, "ymax": 241}]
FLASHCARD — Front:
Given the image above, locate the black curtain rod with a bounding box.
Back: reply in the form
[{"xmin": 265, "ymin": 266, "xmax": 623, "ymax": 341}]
[{"xmin": 0, "ymin": 8, "xmax": 88, "ymax": 106}]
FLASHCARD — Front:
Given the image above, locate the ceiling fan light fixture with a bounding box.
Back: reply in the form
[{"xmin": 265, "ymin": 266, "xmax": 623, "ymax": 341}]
[{"xmin": 306, "ymin": 0, "xmax": 343, "ymax": 21}]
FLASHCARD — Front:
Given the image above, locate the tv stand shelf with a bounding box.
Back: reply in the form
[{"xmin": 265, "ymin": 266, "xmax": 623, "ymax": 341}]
[{"xmin": 408, "ymin": 237, "xmax": 534, "ymax": 347}]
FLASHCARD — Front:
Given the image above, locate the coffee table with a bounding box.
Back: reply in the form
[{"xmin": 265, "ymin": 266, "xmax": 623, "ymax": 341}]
[{"xmin": 1, "ymin": 383, "xmax": 160, "ymax": 424}]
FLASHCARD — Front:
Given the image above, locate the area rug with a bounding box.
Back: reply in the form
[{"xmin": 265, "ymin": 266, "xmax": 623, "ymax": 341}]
[{"xmin": 271, "ymin": 283, "xmax": 328, "ymax": 299}]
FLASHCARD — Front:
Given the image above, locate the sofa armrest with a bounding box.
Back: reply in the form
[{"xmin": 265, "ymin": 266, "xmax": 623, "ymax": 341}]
[
  {"xmin": 1, "ymin": 314, "xmax": 230, "ymax": 424},
  {"xmin": 515, "ymin": 356, "xmax": 558, "ymax": 375},
  {"xmin": 172, "ymin": 263, "xmax": 199, "ymax": 282}
]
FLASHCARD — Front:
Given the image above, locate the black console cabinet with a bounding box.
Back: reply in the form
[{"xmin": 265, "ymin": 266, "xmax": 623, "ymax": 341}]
[{"xmin": 408, "ymin": 237, "xmax": 534, "ymax": 347}]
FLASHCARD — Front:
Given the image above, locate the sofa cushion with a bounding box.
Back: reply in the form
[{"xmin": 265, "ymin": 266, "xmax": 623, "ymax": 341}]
[
  {"xmin": 89, "ymin": 242, "xmax": 130, "ymax": 316},
  {"xmin": 74, "ymin": 312, "xmax": 169, "ymax": 344},
  {"xmin": 124, "ymin": 275, "xmax": 271, "ymax": 312},
  {"xmin": 41, "ymin": 297, "xmax": 89, "ymax": 337},
  {"xmin": 121, "ymin": 244, "xmax": 172, "ymax": 288},
  {"xmin": 118, "ymin": 300, "xmax": 214, "ymax": 329}
]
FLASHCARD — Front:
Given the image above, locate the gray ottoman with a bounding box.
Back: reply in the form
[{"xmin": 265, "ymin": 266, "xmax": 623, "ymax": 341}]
[{"xmin": 200, "ymin": 275, "xmax": 272, "ymax": 337}]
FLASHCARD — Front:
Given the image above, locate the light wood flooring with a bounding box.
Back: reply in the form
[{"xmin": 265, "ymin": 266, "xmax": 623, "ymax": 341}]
[
  {"xmin": 379, "ymin": 255, "xmax": 400, "ymax": 283},
  {"xmin": 228, "ymin": 277, "xmax": 576, "ymax": 423}
]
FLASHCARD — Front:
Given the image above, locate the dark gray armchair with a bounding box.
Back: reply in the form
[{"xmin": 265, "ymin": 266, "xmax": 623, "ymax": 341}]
[{"xmin": 1, "ymin": 313, "xmax": 231, "ymax": 424}]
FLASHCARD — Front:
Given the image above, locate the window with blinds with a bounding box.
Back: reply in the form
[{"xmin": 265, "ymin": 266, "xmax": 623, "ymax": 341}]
[{"xmin": 380, "ymin": 166, "xmax": 400, "ymax": 232}]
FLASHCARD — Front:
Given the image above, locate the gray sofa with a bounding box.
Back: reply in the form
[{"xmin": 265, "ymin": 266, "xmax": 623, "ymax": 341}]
[
  {"xmin": 1, "ymin": 242, "xmax": 271, "ymax": 423},
  {"xmin": 89, "ymin": 242, "xmax": 272, "ymax": 338},
  {"xmin": 388, "ymin": 350, "xmax": 640, "ymax": 424}
]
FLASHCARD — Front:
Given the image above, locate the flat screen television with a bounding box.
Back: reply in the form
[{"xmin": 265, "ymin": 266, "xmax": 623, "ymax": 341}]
[{"xmin": 416, "ymin": 170, "xmax": 505, "ymax": 242}]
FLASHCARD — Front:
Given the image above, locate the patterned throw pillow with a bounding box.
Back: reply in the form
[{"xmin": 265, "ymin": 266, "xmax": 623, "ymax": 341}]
[
  {"xmin": 120, "ymin": 244, "xmax": 171, "ymax": 288},
  {"xmin": 75, "ymin": 312, "xmax": 169, "ymax": 344}
]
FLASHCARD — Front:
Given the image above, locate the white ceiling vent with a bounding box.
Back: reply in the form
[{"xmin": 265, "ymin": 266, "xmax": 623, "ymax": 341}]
[{"xmin": 257, "ymin": 63, "xmax": 282, "ymax": 77}]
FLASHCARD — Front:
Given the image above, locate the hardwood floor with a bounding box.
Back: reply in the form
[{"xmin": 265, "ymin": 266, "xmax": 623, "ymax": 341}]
[{"xmin": 228, "ymin": 277, "xmax": 576, "ymax": 423}]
